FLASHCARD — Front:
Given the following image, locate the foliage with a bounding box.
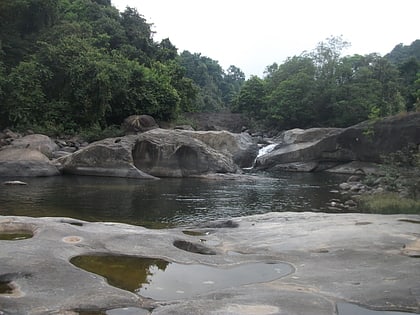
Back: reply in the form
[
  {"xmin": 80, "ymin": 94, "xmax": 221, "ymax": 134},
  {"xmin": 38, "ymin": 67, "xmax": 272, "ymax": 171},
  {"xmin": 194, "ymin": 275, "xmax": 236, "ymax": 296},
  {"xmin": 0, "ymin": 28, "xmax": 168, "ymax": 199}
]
[
  {"xmin": 235, "ymin": 36, "xmax": 417, "ymax": 130},
  {"xmin": 0, "ymin": 0, "xmax": 245, "ymax": 135},
  {"xmin": 358, "ymin": 193, "xmax": 420, "ymax": 214}
]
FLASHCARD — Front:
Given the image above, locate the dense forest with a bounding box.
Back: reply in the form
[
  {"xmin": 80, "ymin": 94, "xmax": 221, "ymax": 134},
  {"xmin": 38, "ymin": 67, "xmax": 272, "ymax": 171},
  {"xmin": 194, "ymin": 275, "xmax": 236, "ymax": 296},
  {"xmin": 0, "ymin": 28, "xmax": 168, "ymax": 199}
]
[{"xmin": 0, "ymin": 0, "xmax": 419, "ymax": 136}]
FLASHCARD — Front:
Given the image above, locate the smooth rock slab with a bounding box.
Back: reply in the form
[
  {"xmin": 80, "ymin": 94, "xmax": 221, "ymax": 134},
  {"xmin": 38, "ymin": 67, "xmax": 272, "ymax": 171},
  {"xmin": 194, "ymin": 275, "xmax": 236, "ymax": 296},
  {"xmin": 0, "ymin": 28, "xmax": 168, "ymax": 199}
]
[{"xmin": 0, "ymin": 213, "xmax": 419, "ymax": 314}]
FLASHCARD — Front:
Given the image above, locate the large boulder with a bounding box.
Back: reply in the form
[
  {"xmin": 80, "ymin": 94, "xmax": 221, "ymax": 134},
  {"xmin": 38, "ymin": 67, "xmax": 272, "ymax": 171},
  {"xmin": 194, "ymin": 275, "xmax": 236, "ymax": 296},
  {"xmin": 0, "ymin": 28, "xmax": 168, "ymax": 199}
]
[
  {"xmin": 255, "ymin": 112, "xmax": 420, "ymax": 172},
  {"xmin": 122, "ymin": 115, "xmax": 159, "ymax": 134},
  {"xmin": 131, "ymin": 129, "xmax": 238, "ymax": 177},
  {"xmin": 175, "ymin": 130, "xmax": 258, "ymax": 168},
  {"xmin": 336, "ymin": 112, "xmax": 420, "ymax": 162},
  {"xmin": 59, "ymin": 129, "xmax": 239, "ymax": 178},
  {"xmin": 255, "ymin": 128, "xmax": 344, "ymax": 171},
  {"xmin": 7, "ymin": 134, "xmax": 59, "ymax": 158},
  {"xmin": 59, "ymin": 137, "xmax": 157, "ymax": 179},
  {"xmin": 0, "ymin": 148, "xmax": 60, "ymax": 177}
]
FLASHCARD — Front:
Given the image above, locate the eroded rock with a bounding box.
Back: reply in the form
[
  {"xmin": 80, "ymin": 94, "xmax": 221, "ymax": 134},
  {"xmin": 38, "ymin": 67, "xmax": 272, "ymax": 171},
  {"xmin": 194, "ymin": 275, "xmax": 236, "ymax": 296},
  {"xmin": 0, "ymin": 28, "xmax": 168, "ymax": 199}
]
[{"xmin": 0, "ymin": 213, "xmax": 419, "ymax": 314}]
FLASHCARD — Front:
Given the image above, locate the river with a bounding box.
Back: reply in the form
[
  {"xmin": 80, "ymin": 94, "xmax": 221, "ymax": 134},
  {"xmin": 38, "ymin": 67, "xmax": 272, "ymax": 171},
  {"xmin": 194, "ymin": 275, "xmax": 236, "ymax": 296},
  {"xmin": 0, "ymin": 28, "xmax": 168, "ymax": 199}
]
[{"xmin": 0, "ymin": 172, "xmax": 349, "ymax": 228}]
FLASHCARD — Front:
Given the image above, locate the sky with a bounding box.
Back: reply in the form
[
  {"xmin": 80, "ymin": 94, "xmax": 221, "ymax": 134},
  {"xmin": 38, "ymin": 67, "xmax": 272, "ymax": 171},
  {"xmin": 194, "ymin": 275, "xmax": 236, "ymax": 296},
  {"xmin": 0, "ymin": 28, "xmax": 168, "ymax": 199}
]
[{"xmin": 111, "ymin": 0, "xmax": 420, "ymax": 77}]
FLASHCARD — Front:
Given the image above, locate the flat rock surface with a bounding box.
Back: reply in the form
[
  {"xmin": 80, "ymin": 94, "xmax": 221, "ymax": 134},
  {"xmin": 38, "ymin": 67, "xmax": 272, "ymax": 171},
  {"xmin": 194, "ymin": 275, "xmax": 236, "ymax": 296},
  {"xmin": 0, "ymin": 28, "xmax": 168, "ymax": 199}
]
[{"xmin": 0, "ymin": 212, "xmax": 419, "ymax": 314}]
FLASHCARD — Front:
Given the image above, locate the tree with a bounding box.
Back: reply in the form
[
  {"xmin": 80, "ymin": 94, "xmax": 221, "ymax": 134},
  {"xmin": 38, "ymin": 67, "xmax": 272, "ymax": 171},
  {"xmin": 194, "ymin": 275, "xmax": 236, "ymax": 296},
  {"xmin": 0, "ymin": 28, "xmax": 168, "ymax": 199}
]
[
  {"xmin": 265, "ymin": 56, "xmax": 316, "ymax": 128},
  {"xmin": 234, "ymin": 76, "xmax": 266, "ymax": 119}
]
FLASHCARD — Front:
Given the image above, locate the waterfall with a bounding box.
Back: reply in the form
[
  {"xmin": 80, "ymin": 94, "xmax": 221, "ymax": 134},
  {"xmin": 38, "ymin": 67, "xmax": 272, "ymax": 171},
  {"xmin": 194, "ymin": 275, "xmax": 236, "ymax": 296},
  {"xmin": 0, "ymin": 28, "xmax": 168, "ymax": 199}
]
[
  {"xmin": 243, "ymin": 143, "xmax": 277, "ymax": 170},
  {"xmin": 257, "ymin": 143, "xmax": 277, "ymax": 158}
]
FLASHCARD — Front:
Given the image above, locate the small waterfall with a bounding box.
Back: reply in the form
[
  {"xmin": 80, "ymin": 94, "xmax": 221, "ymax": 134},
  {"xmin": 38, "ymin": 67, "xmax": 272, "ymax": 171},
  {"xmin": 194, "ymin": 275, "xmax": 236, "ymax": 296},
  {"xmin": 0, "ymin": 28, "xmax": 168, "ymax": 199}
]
[
  {"xmin": 244, "ymin": 143, "xmax": 278, "ymax": 170},
  {"xmin": 257, "ymin": 143, "xmax": 277, "ymax": 158}
]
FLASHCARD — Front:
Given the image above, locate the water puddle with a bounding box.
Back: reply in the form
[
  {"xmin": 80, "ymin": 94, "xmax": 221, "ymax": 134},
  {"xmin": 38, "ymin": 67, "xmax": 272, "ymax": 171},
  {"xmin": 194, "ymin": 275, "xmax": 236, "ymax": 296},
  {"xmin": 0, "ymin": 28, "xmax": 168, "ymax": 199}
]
[
  {"xmin": 0, "ymin": 232, "xmax": 33, "ymax": 241},
  {"xmin": 0, "ymin": 280, "xmax": 14, "ymax": 294},
  {"xmin": 70, "ymin": 255, "xmax": 293, "ymax": 300},
  {"xmin": 337, "ymin": 302, "xmax": 418, "ymax": 315}
]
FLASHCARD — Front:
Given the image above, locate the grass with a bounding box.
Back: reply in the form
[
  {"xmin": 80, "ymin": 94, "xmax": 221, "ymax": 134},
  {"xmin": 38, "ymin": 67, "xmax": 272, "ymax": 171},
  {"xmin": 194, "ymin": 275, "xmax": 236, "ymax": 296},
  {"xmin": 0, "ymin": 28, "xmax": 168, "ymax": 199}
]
[{"xmin": 358, "ymin": 192, "xmax": 420, "ymax": 214}]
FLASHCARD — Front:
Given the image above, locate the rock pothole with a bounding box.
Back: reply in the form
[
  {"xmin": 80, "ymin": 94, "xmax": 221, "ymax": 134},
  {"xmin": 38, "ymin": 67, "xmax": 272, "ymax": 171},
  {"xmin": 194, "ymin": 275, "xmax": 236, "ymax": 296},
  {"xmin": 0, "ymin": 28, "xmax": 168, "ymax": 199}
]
[
  {"xmin": 173, "ymin": 240, "xmax": 217, "ymax": 255},
  {"xmin": 0, "ymin": 222, "xmax": 35, "ymax": 240}
]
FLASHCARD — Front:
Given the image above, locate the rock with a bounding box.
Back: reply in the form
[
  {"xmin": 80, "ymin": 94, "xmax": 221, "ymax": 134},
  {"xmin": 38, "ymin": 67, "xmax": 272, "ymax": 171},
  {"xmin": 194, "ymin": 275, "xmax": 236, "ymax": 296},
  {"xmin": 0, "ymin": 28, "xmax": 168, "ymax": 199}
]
[
  {"xmin": 59, "ymin": 129, "xmax": 241, "ymax": 178},
  {"xmin": 0, "ymin": 148, "xmax": 60, "ymax": 177},
  {"xmin": 177, "ymin": 130, "xmax": 258, "ymax": 168},
  {"xmin": 58, "ymin": 137, "xmax": 157, "ymax": 179},
  {"xmin": 8, "ymin": 134, "xmax": 59, "ymax": 158},
  {"xmin": 174, "ymin": 125, "xmax": 194, "ymax": 131},
  {"xmin": 122, "ymin": 115, "xmax": 158, "ymax": 134},
  {"xmin": 270, "ymin": 161, "xmax": 319, "ymax": 172},
  {"xmin": 325, "ymin": 161, "xmax": 382, "ymax": 175},
  {"xmin": 255, "ymin": 113, "xmax": 420, "ymax": 173},
  {"xmin": 274, "ymin": 127, "xmax": 342, "ymax": 145},
  {"xmin": 2, "ymin": 180, "xmax": 27, "ymax": 185},
  {"xmin": 0, "ymin": 213, "xmax": 419, "ymax": 314},
  {"xmin": 254, "ymin": 128, "xmax": 344, "ymax": 171},
  {"xmin": 131, "ymin": 129, "xmax": 239, "ymax": 177},
  {"xmin": 336, "ymin": 112, "xmax": 420, "ymax": 163},
  {"xmin": 339, "ymin": 182, "xmax": 351, "ymax": 190},
  {"xmin": 344, "ymin": 199, "xmax": 357, "ymax": 207}
]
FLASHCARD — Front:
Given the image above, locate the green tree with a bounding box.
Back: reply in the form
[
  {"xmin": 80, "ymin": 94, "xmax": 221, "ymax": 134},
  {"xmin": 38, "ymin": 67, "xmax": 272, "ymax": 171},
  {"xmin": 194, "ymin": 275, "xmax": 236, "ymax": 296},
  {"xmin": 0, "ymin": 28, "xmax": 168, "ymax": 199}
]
[
  {"xmin": 2, "ymin": 60, "xmax": 51, "ymax": 128},
  {"xmin": 234, "ymin": 76, "xmax": 267, "ymax": 119},
  {"xmin": 264, "ymin": 56, "xmax": 316, "ymax": 127}
]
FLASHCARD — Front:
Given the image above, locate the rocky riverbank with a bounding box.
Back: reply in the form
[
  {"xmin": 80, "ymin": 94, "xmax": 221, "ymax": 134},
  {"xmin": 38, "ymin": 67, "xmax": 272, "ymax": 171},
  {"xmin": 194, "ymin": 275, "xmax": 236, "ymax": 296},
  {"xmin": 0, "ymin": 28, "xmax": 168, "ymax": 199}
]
[
  {"xmin": 0, "ymin": 112, "xmax": 419, "ymax": 180},
  {"xmin": 1, "ymin": 212, "xmax": 419, "ymax": 314}
]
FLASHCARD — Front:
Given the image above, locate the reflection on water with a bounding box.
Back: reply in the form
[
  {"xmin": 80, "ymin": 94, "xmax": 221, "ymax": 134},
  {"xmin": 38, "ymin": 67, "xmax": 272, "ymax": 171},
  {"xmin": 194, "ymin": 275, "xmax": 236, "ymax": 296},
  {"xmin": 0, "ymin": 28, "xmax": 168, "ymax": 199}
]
[
  {"xmin": 0, "ymin": 173, "xmax": 348, "ymax": 228},
  {"xmin": 337, "ymin": 302, "xmax": 418, "ymax": 315},
  {"xmin": 70, "ymin": 254, "xmax": 293, "ymax": 300}
]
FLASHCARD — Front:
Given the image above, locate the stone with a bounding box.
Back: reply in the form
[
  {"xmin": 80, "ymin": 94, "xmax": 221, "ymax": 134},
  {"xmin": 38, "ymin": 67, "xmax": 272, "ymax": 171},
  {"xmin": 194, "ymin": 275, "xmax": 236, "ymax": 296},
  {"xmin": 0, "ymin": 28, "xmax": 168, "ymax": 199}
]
[
  {"xmin": 254, "ymin": 128, "xmax": 344, "ymax": 171},
  {"xmin": 255, "ymin": 112, "xmax": 420, "ymax": 173},
  {"xmin": 325, "ymin": 161, "xmax": 382, "ymax": 175},
  {"xmin": 58, "ymin": 137, "xmax": 157, "ymax": 179},
  {"xmin": 122, "ymin": 115, "xmax": 158, "ymax": 134},
  {"xmin": 8, "ymin": 134, "xmax": 59, "ymax": 158},
  {"xmin": 0, "ymin": 148, "xmax": 60, "ymax": 177},
  {"xmin": 175, "ymin": 130, "xmax": 258, "ymax": 168},
  {"xmin": 339, "ymin": 182, "xmax": 351, "ymax": 190},
  {"xmin": 59, "ymin": 129, "xmax": 241, "ymax": 178},
  {"xmin": 131, "ymin": 129, "xmax": 239, "ymax": 177},
  {"xmin": 336, "ymin": 112, "xmax": 420, "ymax": 163},
  {"xmin": 0, "ymin": 212, "xmax": 419, "ymax": 314}
]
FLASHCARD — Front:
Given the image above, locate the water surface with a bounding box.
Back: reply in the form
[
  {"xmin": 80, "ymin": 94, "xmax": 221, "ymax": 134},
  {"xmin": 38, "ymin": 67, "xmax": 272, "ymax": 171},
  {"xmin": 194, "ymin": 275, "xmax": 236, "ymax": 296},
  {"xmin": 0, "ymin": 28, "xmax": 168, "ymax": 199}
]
[{"xmin": 0, "ymin": 173, "xmax": 347, "ymax": 228}]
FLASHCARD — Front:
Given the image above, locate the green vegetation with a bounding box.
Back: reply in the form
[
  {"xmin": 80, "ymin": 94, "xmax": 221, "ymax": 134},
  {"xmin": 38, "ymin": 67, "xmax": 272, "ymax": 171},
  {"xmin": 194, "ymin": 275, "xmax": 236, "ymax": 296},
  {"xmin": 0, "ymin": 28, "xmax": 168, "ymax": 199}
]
[
  {"xmin": 234, "ymin": 36, "xmax": 419, "ymax": 130},
  {"xmin": 358, "ymin": 193, "xmax": 420, "ymax": 214},
  {"xmin": 360, "ymin": 145, "xmax": 420, "ymax": 214},
  {"xmin": 0, "ymin": 1, "xmax": 419, "ymax": 136},
  {"xmin": 0, "ymin": 0, "xmax": 244, "ymax": 135}
]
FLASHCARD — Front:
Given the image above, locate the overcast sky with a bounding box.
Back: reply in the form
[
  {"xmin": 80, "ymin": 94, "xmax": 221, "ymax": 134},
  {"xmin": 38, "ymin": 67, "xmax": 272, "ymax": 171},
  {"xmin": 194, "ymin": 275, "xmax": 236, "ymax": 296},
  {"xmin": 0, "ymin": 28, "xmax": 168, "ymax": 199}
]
[{"xmin": 111, "ymin": 0, "xmax": 419, "ymax": 77}]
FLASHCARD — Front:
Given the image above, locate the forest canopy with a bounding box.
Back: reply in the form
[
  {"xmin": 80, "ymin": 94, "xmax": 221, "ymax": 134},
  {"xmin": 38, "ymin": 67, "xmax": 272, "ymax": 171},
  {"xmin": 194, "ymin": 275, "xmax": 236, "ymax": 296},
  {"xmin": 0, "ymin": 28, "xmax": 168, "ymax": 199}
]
[{"xmin": 0, "ymin": 0, "xmax": 419, "ymax": 135}]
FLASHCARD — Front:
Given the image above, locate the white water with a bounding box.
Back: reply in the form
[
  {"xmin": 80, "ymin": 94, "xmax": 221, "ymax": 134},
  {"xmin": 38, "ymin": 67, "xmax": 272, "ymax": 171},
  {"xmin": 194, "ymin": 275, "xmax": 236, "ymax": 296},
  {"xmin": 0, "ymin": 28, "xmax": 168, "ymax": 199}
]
[{"xmin": 257, "ymin": 143, "xmax": 277, "ymax": 158}]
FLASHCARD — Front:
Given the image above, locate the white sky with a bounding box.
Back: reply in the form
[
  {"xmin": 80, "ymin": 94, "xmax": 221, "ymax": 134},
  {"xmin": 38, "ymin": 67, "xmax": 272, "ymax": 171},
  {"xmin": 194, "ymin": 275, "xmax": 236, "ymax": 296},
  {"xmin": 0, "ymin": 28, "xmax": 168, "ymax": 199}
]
[{"xmin": 111, "ymin": 0, "xmax": 420, "ymax": 77}]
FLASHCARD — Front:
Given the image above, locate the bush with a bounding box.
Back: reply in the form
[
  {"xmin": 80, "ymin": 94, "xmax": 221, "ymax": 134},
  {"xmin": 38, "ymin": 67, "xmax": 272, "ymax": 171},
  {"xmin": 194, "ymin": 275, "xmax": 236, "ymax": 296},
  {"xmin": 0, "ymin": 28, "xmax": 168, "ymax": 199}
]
[{"xmin": 358, "ymin": 193, "xmax": 420, "ymax": 214}]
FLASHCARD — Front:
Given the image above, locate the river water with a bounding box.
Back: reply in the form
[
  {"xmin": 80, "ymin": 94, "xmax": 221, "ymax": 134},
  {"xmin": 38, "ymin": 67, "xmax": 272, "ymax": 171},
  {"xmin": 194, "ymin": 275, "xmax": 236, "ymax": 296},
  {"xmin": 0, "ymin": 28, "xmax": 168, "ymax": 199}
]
[{"xmin": 0, "ymin": 172, "xmax": 350, "ymax": 228}]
